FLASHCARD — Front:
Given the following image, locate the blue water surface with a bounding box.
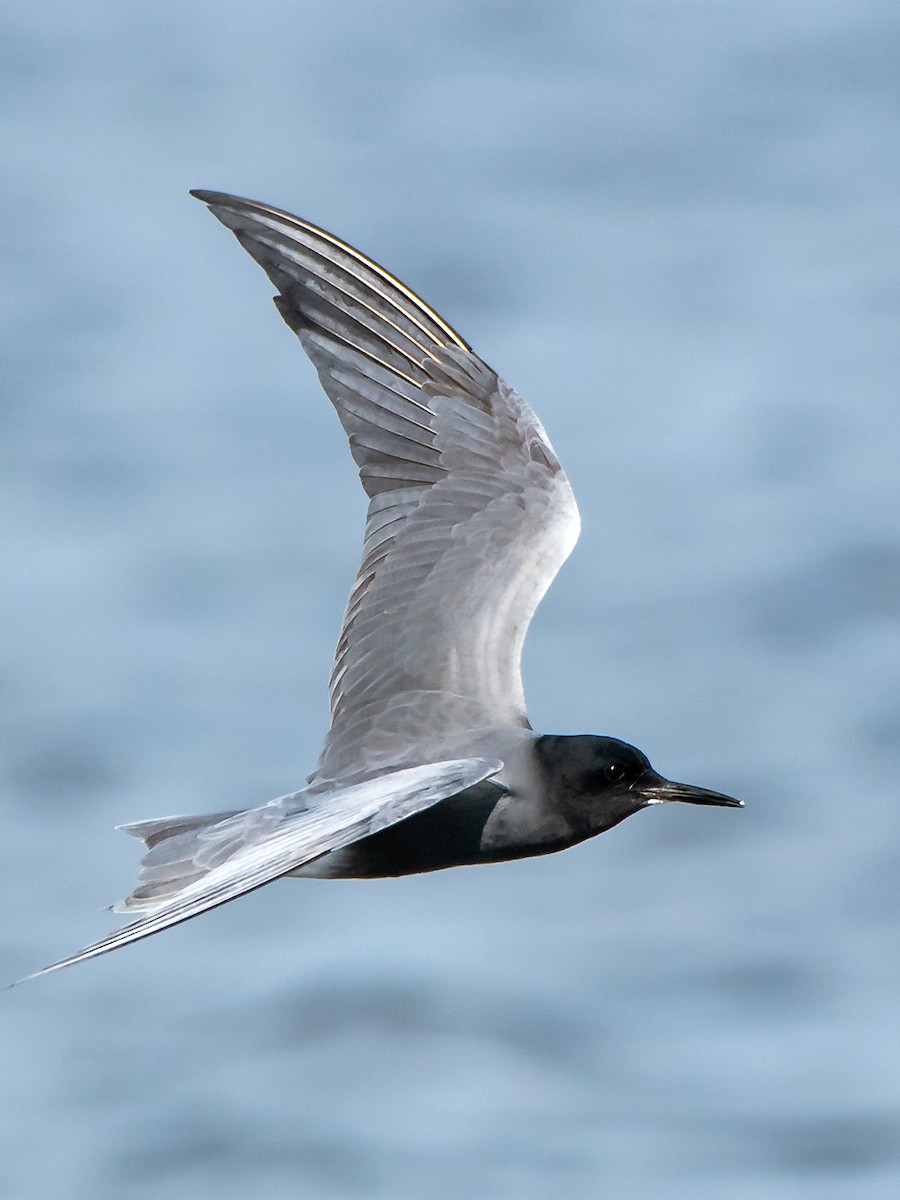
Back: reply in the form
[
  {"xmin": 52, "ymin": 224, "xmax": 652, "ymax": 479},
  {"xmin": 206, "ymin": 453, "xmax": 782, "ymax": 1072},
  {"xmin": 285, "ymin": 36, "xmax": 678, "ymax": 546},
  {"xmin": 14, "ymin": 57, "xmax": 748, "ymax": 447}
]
[{"xmin": 1, "ymin": 3, "xmax": 899, "ymax": 1197}]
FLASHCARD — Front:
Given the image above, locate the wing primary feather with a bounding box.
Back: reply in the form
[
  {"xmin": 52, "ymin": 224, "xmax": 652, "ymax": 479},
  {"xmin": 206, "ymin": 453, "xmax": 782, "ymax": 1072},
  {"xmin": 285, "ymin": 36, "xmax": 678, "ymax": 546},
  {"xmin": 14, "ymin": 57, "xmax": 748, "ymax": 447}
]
[
  {"xmin": 191, "ymin": 190, "xmax": 472, "ymax": 353},
  {"xmin": 290, "ymin": 312, "xmax": 424, "ymax": 390},
  {"xmin": 243, "ymin": 230, "xmax": 445, "ymax": 365},
  {"xmin": 268, "ymin": 269, "xmax": 436, "ymax": 375},
  {"xmin": 325, "ymin": 364, "xmax": 436, "ymax": 419}
]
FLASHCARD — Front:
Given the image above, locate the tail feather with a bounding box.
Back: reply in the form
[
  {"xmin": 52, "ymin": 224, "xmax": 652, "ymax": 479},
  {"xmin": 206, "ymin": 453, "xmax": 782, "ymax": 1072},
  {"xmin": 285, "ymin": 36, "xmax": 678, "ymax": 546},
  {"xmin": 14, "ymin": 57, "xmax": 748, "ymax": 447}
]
[
  {"xmin": 113, "ymin": 809, "xmax": 243, "ymax": 913},
  {"xmin": 118, "ymin": 811, "xmax": 241, "ymax": 848}
]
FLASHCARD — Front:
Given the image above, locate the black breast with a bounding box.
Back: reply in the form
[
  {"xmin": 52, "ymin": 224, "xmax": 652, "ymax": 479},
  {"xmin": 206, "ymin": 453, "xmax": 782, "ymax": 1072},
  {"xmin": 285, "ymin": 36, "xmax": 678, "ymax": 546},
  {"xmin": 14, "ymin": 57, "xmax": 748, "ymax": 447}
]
[{"xmin": 335, "ymin": 780, "xmax": 506, "ymax": 878}]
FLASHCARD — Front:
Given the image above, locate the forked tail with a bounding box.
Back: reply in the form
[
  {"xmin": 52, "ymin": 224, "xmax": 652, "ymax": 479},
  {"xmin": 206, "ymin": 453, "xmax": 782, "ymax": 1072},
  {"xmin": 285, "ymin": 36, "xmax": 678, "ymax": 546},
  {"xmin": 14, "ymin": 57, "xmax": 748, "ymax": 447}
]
[{"xmin": 114, "ymin": 808, "xmax": 247, "ymax": 912}]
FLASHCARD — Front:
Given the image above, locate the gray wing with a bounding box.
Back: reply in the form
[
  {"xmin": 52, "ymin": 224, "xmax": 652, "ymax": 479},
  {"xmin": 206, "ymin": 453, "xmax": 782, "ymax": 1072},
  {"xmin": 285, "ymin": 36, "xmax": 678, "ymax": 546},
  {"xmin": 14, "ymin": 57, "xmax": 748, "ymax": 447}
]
[
  {"xmin": 8, "ymin": 758, "xmax": 502, "ymax": 987},
  {"xmin": 192, "ymin": 192, "xmax": 581, "ymax": 780}
]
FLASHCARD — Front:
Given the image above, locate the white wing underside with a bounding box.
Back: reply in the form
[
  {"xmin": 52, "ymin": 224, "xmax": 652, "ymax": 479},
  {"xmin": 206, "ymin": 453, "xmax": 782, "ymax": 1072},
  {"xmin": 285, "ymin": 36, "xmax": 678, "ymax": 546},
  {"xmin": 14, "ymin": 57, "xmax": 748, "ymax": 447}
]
[{"xmin": 193, "ymin": 192, "xmax": 581, "ymax": 781}]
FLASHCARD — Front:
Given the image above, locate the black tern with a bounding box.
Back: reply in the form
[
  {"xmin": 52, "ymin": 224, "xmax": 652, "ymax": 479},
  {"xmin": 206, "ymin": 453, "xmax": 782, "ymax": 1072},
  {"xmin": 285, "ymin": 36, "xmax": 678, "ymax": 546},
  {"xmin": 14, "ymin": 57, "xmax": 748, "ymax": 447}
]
[{"xmin": 16, "ymin": 192, "xmax": 741, "ymax": 984}]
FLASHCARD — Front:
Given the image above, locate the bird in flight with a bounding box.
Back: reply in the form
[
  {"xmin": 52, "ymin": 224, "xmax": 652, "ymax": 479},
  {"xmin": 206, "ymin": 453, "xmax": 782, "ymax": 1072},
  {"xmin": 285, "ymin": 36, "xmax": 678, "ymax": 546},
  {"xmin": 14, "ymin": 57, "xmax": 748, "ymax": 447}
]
[{"xmin": 15, "ymin": 191, "xmax": 741, "ymax": 985}]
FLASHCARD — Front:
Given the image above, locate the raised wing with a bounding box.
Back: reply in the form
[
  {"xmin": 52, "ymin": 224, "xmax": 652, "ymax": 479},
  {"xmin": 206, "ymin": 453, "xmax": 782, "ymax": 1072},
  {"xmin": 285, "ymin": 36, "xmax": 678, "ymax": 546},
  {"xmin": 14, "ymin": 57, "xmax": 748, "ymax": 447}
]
[
  {"xmin": 8, "ymin": 758, "xmax": 502, "ymax": 986},
  {"xmin": 192, "ymin": 192, "xmax": 581, "ymax": 780}
]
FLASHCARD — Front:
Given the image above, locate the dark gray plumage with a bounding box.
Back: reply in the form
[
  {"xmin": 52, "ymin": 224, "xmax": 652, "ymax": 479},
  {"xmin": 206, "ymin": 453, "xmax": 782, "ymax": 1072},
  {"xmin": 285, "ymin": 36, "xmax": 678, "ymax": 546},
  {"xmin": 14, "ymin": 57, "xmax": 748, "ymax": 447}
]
[{"xmin": 12, "ymin": 192, "xmax": 740, "ymax": 986}]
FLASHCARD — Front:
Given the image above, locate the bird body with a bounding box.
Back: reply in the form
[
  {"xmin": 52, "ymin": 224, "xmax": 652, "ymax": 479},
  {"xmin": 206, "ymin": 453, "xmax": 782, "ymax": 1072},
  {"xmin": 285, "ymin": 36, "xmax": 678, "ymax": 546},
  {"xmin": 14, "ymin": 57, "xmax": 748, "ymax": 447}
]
[{"xmin": 13, "ymin": 192, "xmax": 741, "ymax": 986}]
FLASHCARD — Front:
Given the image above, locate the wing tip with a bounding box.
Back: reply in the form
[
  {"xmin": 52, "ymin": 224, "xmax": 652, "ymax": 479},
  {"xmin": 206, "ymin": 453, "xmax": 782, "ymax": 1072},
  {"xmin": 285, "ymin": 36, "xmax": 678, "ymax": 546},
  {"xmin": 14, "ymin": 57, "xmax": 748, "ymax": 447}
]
[
  {"xmin": 4, "ymin": 957, "xmax": 72, "ymax": 991},
  {"xmin": 190, "ymin": 187, "xmax": 237, "ymax": 206},
  {"xmin": 190, "ymin": 188, "xmax": 474, "ymax": 354}
]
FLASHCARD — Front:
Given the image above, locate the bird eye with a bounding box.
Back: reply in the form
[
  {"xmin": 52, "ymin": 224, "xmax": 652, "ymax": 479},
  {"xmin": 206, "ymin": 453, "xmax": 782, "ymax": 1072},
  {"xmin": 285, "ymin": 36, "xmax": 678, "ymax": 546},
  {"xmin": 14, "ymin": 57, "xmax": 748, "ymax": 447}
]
[{"xmin": 605, "ymin": 762, "xmax": 625, "ymax": 783}]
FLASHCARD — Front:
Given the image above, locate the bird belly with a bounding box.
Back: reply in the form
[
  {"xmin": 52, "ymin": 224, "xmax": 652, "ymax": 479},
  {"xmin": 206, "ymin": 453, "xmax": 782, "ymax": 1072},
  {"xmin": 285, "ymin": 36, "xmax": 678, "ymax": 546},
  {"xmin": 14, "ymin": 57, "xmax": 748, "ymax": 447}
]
[{"xmin": 291, "ymin": 780, "xmax": 506, "ymax": 879}]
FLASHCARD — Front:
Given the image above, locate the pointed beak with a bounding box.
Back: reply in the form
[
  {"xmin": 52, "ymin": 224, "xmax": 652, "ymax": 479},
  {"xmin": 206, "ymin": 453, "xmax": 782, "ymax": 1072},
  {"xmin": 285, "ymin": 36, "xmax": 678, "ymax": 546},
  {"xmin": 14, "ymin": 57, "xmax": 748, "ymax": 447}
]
[{"xmin": 642, "ymin": 776, "xmax": 744, "ymax": 808}]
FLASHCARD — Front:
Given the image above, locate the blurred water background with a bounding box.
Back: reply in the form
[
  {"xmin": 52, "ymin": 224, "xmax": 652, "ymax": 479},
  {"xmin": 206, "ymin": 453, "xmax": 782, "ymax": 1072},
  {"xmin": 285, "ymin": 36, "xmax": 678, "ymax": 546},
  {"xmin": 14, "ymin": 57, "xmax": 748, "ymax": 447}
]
[{"xmin": 2, "ymin": 2, "xmax": 899, "ymax": 1197}]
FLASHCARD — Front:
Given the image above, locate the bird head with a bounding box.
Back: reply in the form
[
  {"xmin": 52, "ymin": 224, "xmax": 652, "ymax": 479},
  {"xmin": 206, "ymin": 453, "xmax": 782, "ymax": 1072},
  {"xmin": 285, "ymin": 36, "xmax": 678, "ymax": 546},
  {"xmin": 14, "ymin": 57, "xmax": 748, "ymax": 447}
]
[{"xmin": 534, "ymin": 734, "xmax": 742, "ymax": 838}]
